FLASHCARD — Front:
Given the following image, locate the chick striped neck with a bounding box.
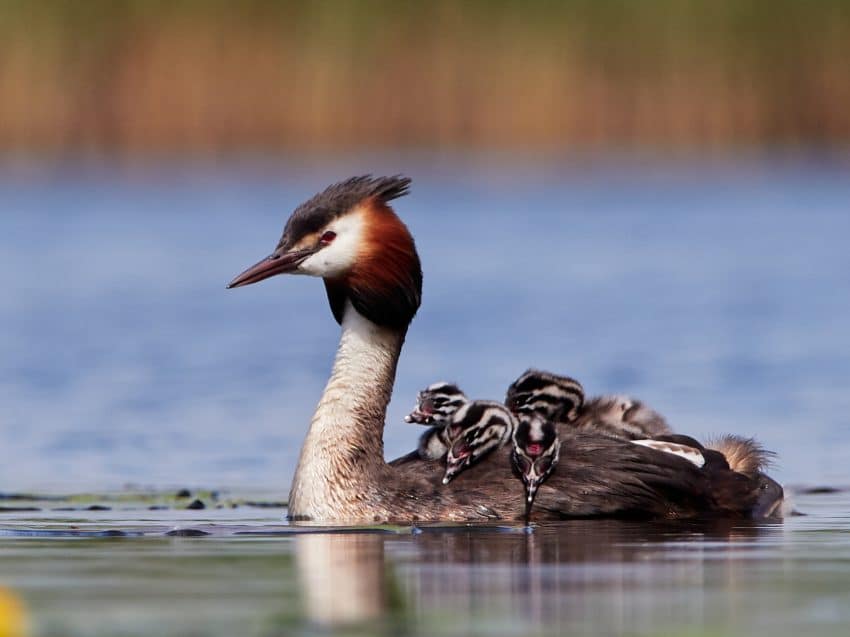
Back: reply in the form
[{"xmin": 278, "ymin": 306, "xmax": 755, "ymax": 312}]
[{"xmin": 288, "ymin": 301, "xmax": 405, "ymax": 521}]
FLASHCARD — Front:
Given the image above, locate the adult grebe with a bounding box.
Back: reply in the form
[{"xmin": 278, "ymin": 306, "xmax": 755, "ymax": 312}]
[{"xmin": 228, "ymin": 175, "xmax": 783, "ymax": 523}]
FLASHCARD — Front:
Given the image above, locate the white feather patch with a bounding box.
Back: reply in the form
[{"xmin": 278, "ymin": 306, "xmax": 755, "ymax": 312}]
[
  {"xmin": 631, "ymin": 439, "xmax": 706, "ymax": 468},
  {"xmin": 298, "ymin": 211, "xmax": 364, "ymax": 277}
]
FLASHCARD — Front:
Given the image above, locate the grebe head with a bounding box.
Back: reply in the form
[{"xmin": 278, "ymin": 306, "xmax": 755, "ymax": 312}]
[
  {"xmin": 505, "ymin": 369, "xmax": 585, "ymax": 422},
  {"xmin": 228, "ymin": 175, "xmax": 422, "ymax": 330},
  {"xmin": 405, "ymin": 381, "xmax": 468, "ymax": 425},
  {"xmin": 511, "ymin": 413, "xmax": 560, "ymax": 520}
]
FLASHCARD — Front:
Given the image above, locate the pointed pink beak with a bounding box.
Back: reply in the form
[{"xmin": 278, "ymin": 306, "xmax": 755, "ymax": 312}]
[{"xmin": 227, "ymin": 247, "xmax": 315, "ymax": 288}]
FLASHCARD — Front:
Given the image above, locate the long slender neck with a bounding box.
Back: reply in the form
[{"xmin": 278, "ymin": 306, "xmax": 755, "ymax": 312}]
[{"xmin": 288, "ymin": 302, "xmax": 405, "ymax": 521}]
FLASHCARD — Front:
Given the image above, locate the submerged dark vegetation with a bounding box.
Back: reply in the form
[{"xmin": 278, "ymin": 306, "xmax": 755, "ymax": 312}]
[{"xmin": 2, "ymin": 0, "xmax": 849, "ymax": 153}]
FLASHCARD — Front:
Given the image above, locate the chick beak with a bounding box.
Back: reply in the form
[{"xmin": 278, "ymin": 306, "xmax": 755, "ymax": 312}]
[
  {"xmin": 524, "ymin": 482, "xmax": 540, "ymax": 523},
  {"xmin": 442, "ymin": 465, "xmax": 459, "ymax": 485},
  {"xmin": 442, "ymin": 453, "xmax": 470, "ymax": 485},
  {"xmin": 227, "ymin": 246, "xmax": 316, "ymax": 289}
]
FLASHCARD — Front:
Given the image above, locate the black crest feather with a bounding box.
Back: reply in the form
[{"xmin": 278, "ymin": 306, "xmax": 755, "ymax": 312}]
[{"xmin": 278, "ymin": 175, "xmax": 411, "ymax": 249}]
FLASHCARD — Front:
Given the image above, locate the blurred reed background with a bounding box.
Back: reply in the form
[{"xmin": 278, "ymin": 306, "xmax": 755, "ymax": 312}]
[
  {"xmin": 3, "ymin": 1, "xmax": 850, "ymax": 493},
  {"xmin": 2, "ymin": 0, "xmax": 849, "ymax": 154}
]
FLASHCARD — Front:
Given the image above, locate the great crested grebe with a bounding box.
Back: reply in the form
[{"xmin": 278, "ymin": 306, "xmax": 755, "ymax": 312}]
[
  {"xmin": 511, "ymin": 413, "xmax": 560, "ymax": 521},
  {"xmin": 506, "ymin": 373, "xmax": 696, "ymax": 520},
  {"xmin": 403, "ymin": 382, "xmax": 468, "ymax": 461},
  {"xmin": 504, "ymin": 369, "xmax": 706, "ymax": 464},
  {"xmin": 442, "ymin": 401, "xmax": 515, "ymax": 484},
  {"xmin": 503, "ymin": 369, "xmax": 777, "ymax": 473},
  {"xmin": 228, "ymin": 175, "xmax": 784, "ymax": 523},
  {"xmin": 415, "ymin": 427, "xmax": 450, "ymax": 462},
  {"xmin": 506, "ymin": 369, "xmax": 672, "ymax": 439},
  {"xmin": 405, "ymin": 382, "xmax": 468, "ymax": 426},
  {"xmin": 403, "ymin": 382, "xmax": 514, "ymax": 477},
  {"xmin": 402, "ymin": 382, "xmax": 468, "ymax": 461}
]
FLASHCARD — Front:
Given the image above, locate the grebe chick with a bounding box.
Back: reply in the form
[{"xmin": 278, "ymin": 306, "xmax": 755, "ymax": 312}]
[
  {"xmin": 506, "ymin": 369, "xmax": 672, "ymax": 439},
  {"xmin": 442, "ymin": 401, "xmax": 515, "ymax": 484},
  {"xmin": 228, "ymin": 175, "xmax": 784, "ymax": 522},
  {"xmin": 511, "ymin": 413, "xmax": 559, "ymax": 521},
  {"xmin": 577, "ymin": 395, "xmax": 671, "ymax": 439},
  {"xmin": 404, "ymin": 381, "xmax": 468, "ymax": 426},
  {"xmin": 505, "ymin": 369, "xmax": 583, "ymax": 422},
  {"xmin": 404, "ymin": 381, "xmax": 469, "ymax": 461},
  {"xmin": 506, "ymin": 369, "xmax": 707, "ymax": 468},
  {"xmin": 416, "ymin": 427, "xmax": 450, "ymax": 461}
]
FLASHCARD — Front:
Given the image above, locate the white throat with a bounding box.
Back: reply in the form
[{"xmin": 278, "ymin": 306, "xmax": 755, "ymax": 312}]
[{"xmin": 288, "ymin": 301, "xmax": 404, "ymax": 520}]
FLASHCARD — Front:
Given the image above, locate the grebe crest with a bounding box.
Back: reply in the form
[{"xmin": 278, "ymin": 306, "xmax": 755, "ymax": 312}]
[
  {"xmin": 511, "ymin": 413, "xmax": 560, "ymax": 521},
  {"xmin": 405, "ymin": 381, "xmax": 468, "ymax": 425},
  {"xmin": 442, "ymin": 401, "xmax": 515, "ymax": 485},
  {"xmin": 705, "ymin": 435, "xmax": 775, "ymax": 476}
]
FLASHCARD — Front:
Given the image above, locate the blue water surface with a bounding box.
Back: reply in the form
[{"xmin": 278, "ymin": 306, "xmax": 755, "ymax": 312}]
[{"xmin": 1, "ymin": 154, "xmax": 849, "ymax": 493}]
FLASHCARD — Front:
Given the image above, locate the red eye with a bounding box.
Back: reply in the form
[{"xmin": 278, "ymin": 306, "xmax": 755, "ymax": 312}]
[{"xmin": 320, "ymin": 230, "xmax": 336, "ymax": 244}]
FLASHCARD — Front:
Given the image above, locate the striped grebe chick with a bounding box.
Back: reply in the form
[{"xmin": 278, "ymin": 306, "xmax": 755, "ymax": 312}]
[
  {"xmin": 416, "ymin": 427, "xmax": 450, "ymax": 462},
  {"xmin": 404, "ymin": 383, "xmax": 514, "ymax": 472},
  {"xmin": 506, "ymin": 369, "xmax": 672, "ymax": 439},
  {"xmin": 404, "ymin": 381, "xmax": 469, "ymax": 461},
  {"xmin": 507, "ymin": 369, "xmax": 783, "ymax": 516},
  {"xmin": 578, "ymin": 395, "xmax": 670, "ymax": 438},
  {"xmin": 404, "ymin": 381, "xmax": 468, "ymax": 426},
  {"xmin": 507, "ymin": 369, "xmax": 714, "ymax": 467},
  {"xmin": 442, "ymin": 401, "xmax": 515, "ymax": 484},
  {"xmin": 511, "ymin": 413, "xmax": 559, "ymax": 521},
  {"xmin": 504, "ymin": 369, "xmax": 778, "ymax": 474},
  {"xmin": 228, "ymin": 175, "xmax": 784, "ymax": 522}
]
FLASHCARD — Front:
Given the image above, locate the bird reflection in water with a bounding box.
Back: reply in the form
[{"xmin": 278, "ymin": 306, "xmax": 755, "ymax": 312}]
[
  {"xmin": 294, "ymin": 532, "xmax": 397, "ymax": 629},
  {"xmin": 291, "ymin": 520, "xmax": 780, "ymax": 634}
]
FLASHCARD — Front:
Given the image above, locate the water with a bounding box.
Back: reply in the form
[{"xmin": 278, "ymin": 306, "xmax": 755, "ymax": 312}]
[
  {"xmin": 2, "ymin": 155, "xmax": 849, "ymax": 491},
  {"xmin": 0, "ymin": 489, "xmax": 846, "ymax": 636},
  {"xmin": 1, "ymin": 155, "xmax": 849, "ymax": 635}
]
